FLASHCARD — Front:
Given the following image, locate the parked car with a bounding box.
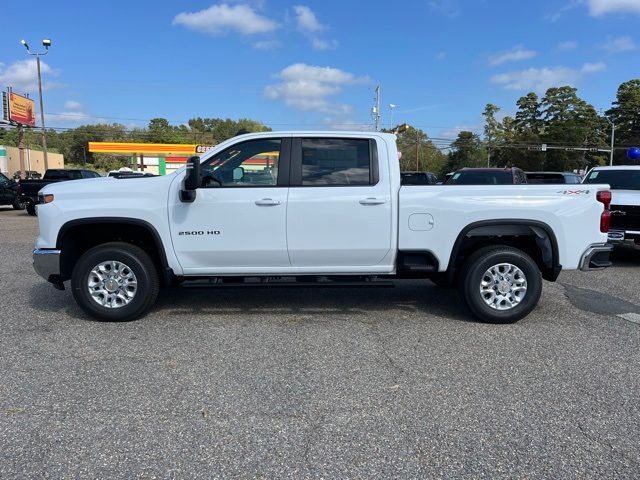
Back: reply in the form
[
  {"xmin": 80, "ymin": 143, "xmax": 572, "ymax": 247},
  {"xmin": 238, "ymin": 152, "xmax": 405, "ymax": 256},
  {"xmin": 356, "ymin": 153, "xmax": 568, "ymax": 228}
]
[
  {"xmin": 447, "ymin": 167, "xmax": 528, "ymax": 185},
  {"xmin": 583, "ymin": 166, "xmax": 640, "ymax": 245},
  {"xmin": 0, "ymin": 172, "xmax": 25, "ymax": 210},
  {"xmin": 526, "ymin": 172, "xmax": 582, "ymax": 184},
  {"xmin": 33, "ymin": 132, "xmax": 612, "ymax": 324},
  {"xmin": 19, "ymin": 168, "xmax": 102, "ymax": 215},
  {"xmin": 401, "ymin": 171, "xmax": 439, "ymax": 185}
]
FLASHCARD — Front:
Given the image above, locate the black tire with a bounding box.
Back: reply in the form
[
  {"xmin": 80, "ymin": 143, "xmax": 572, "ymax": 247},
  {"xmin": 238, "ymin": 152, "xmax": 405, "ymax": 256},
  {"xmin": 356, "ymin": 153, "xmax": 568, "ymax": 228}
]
[
  {"xmin": 26, "ymin": 203, "xmax": 36, "ymax": 216},
  {"xmin": 71, "ymin": 242, "xmax": 159, "ymax": 322},
  {"xmin": 12, "ymin": 199, "xmax": 25, "ymax": 210},
  {"xmin": 458, "ymin": 245, "xmax": 542, "ymax": 324}
]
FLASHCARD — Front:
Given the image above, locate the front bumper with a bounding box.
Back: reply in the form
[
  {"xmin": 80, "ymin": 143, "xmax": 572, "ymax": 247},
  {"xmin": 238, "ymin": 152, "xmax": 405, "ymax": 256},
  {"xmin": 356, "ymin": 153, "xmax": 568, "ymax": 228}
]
[
  {"xmin": 33, "ymin": 249, "xmax": 63, "ymax": 288},
  {"xmin": 579, "ymin": 244, "xmax": 613, "ymax": 271}
]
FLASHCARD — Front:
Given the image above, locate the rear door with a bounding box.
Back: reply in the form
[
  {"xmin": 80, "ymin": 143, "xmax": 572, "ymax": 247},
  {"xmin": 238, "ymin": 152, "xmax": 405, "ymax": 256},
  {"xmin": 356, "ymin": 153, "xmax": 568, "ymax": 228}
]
[{"xmin": 286, "ymin": 136, "xmax": 393, "ymax": 269}]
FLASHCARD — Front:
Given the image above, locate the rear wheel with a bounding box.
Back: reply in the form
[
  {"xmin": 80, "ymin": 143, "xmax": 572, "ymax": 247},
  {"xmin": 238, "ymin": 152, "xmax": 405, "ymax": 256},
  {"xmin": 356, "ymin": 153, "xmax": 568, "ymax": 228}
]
[
  {"xmin": 26, "ymin": 203, "xmax": 36, "ymax": 216},
  {"xmin": 458, "ymin": 246, "xmax": 542, "ymax": 324},
  {"xmin": 12, "ymin": 199, "xmax": 25, "ymax": 210},
  {"xmin": 71, "ymin": 242, "xmax": 159, "ymax": 322}
]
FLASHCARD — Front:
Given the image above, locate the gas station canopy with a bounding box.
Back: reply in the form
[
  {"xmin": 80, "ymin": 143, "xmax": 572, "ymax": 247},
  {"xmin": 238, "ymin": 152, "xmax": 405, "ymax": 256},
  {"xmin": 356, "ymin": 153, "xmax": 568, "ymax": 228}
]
[{"xmin": 88, "ymin": 142, "xmax": 203, "ymax": 155}]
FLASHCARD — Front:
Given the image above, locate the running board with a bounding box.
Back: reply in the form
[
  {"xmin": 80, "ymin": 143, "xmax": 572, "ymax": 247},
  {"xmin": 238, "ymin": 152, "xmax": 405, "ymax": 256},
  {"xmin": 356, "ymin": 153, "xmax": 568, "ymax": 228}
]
[{"xmin": 180, "ymin": 277, "xmax": 395, "ymax": 289}]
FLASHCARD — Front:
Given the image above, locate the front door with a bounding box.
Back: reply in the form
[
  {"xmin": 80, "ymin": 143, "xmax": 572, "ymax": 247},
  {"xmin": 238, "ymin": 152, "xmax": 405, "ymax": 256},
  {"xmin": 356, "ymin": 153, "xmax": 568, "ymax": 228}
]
[
  {"xmin": 169, "ymin": 137, "xmax": 291, "ymax": 274},
  {"xmin": 286, "ymin": 137, "xmax": 393, "ymax": 269}
]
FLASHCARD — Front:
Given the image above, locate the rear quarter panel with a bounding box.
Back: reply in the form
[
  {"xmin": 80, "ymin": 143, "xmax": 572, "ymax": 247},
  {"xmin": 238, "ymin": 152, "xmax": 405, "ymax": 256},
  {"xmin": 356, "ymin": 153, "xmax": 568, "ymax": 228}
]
[{"xmin": 399, "ymin": 184, "xmax": 610, "ymax": 271}]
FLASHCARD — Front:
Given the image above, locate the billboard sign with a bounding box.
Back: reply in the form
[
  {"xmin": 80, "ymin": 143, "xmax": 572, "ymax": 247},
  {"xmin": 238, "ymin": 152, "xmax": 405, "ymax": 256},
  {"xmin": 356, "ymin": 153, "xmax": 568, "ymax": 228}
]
[{"xmin": 8, "ymin": 91, "xmax": 36, "ymax": 127}]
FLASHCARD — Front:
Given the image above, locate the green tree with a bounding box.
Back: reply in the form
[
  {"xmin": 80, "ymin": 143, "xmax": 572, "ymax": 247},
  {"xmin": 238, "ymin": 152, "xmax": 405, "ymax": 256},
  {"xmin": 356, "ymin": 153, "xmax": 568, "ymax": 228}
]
[
  {"xmin": 446, "ymin": 131, "xmax": 484, "ymax": 171},
  {"xmin": 392, "ymin": 126, "xmax": 447, "ymax": 174},
  {"xmin": 541, "ymin": 86, "xmax": 604, "ymax": 171},
  {"xmin": 606, "ymin": 79, "xmax": 640, "ymax": 165}
]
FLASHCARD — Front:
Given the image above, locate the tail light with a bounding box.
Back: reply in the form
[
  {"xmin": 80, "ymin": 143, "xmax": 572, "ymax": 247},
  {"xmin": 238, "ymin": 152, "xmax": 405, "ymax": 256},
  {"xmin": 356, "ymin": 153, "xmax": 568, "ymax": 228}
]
[{"xmin": 597, "ymin": 190, "xmax": 612, "ymax": 233}]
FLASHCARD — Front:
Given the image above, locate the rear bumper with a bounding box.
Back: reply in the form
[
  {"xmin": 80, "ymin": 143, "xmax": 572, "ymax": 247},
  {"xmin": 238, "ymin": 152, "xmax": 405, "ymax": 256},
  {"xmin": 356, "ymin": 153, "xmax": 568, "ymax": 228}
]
[
  {"xmin": 33, "ymin": 249, "xmax": 63, "ymax": 286},
  {"xmin": 608, "ymin": 229, "xmax": 640, "ymax": 242},
  {"xmin": 579, "ymin": 244, "xmax": 613, "ymax": 271}
]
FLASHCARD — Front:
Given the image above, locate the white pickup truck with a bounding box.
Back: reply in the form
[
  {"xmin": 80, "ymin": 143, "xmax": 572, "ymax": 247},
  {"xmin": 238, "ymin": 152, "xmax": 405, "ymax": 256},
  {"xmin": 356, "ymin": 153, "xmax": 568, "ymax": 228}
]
[
  {"xmin": 33, "ymin": 132, "xmax": 613, "ymax": 324},
  {"xmin": 583, "ymin": 165, "xmax": 640, "ymax": 245}
]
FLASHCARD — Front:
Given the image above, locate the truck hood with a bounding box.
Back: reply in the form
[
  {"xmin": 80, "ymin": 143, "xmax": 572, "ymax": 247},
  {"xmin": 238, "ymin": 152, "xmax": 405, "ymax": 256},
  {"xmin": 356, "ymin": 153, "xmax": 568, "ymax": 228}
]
[
  {"xmin": 611, "ymin": 190, "xmax": 640, "ymax": 207},
  {"xmin": 41, "ymin": 174, "xmax": 175, "ymax": 197}
]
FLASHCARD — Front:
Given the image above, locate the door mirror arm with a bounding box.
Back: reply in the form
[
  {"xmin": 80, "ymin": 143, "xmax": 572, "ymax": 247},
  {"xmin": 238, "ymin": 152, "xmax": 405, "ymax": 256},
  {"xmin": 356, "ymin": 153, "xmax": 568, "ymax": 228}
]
[{"xmin": 180, "ymin": 156, "xmax": 201, "ymax": 203}]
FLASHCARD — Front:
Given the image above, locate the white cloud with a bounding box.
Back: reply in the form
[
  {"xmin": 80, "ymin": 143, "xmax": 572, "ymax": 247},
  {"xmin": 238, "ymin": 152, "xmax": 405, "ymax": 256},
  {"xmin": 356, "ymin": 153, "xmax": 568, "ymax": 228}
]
[
  {"xmin": 265, "ymin": 63, "xmax": 367, "ymax": 113},
  {"xmin": 600, "ymin": 35, "xmax": 637, "ymax": 53},
  {"xmin": 292, "ymin": 5, "xmax": 337, "ymax": 51},
  {"xmin": 293, "ymin": 5, "xmax": 323, "ymax": 33},
  {"xmin": 428, "ymin": 0, "xmax": 461, "ymax": 17},
  {"xmin": 173, "ymin": 3, "xmax": 277, "ymax": 35},
  {"xmin": 587, "ymin": 0, "xmax": 640, "ymax": 16},
  {"xmin": 439, "ymin": 125, "xmax": 481, "ymax": 139},
  {"xmin": 490, "ymin": 63, "xmax": 605, "ymax": 92},
  {"xmin": 0, "ymin": 59, "xmax": 59, "ymax": 93},
  {"xmin": 253, "ymin": 39, "xmax": 281, "ymax": 50},
  {"xmin": 581, "ymin": 62, "xmax": 607, "ymax": 73},
  {"xmin": 488, "ymin": 45, "xmax": 538, "ymax": 66},
  {"xmin": 64, "ymin": 100, "xmax": 83, "ymax": 111},
  {"xmin": 558, "ymin": 40, "xmax": 578, "ymax": 50},
  {"xmin": 312, "ymin": 38, "xmax": 338, "ymax": 50},
  {"xmin": 47, "ymin": 111, "xmax": 106, "ymax": 127},
  {"xmin": 323, "ymin": 118, "xmax": 373, "ymax": 131}
]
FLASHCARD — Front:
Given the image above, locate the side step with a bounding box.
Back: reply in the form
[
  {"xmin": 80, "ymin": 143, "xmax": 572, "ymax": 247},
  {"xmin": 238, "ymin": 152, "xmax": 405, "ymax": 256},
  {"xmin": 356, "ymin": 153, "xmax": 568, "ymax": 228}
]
[{"xmin": 181, "ymin": 276, "xmax": 395, "ymax": 289}]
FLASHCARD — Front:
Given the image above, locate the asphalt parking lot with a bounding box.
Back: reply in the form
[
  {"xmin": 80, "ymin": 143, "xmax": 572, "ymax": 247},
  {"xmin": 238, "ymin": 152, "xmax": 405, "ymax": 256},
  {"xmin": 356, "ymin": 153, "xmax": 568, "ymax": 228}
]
[{"xmin": 1, "ymin": 208, "xmax": 639, "ymax": 478}]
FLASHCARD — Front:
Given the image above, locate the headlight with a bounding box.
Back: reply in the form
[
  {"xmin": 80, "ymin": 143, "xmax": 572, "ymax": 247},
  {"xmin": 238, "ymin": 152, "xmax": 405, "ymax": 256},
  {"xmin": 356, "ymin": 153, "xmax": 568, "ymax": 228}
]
[{"xmin": 39, "ymin": 194, "xmax": 54, "ymax": 204}]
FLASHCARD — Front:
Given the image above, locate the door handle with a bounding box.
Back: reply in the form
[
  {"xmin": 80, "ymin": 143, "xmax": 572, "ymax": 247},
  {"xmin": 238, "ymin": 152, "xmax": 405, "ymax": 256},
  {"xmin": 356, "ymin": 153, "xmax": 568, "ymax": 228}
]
[
  {"xmin": 255, "ymin": 198, "xmax": 281, "ymax": 206},
  {"xmin": 359, "ymin": 197, "xmax": 386, "ymax": 205}
]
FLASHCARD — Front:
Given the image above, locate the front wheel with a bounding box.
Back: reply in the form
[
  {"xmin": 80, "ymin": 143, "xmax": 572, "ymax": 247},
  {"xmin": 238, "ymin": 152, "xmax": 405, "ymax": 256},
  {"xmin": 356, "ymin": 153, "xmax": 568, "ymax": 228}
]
[
  {"xmin": 26, "ymin": 203, "xmax": 36, "ymax": 216},
  {"xmin": 458, "ymin": 246, "xmax": 542, "ymax": 324},
  {"xmin": 71, "ymin": 242, "xmax": 159, "ymax": 322},
  {"xmin": 12, "ymin": 199, "xmax": 25, "ymax": 210}
]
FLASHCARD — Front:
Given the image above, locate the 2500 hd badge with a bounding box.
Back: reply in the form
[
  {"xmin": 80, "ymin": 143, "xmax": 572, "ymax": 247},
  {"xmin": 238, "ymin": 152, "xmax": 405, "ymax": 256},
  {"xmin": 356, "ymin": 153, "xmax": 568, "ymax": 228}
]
[{"xmin": 178, "ymin": 230, "xmax": 221, "ymax": 236}]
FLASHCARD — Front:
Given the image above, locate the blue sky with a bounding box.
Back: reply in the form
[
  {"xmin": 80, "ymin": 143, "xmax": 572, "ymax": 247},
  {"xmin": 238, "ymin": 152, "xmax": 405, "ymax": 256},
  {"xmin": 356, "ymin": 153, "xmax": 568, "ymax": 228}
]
[{"xmin": 1, "ymin": 0, "xmax": 638, "ymax": 140}]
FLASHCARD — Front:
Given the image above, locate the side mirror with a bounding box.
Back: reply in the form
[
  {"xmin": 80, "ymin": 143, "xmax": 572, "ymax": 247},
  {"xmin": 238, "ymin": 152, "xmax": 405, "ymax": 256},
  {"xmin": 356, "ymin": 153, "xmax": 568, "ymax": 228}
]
[
  {"xmin": 233, "ymin": 166, "xmax": 244, "ymax": 181},
  {"xmin": 180, "ymin": 156, "xmax": 201, "ymax": 203}
]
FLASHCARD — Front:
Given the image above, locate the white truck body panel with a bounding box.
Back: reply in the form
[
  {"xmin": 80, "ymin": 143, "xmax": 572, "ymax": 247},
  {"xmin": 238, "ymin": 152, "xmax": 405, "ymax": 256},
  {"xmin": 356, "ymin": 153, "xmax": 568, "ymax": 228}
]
[{"xmin": 36, "ymin": 131, "xmax": 609, "ymax": 277}]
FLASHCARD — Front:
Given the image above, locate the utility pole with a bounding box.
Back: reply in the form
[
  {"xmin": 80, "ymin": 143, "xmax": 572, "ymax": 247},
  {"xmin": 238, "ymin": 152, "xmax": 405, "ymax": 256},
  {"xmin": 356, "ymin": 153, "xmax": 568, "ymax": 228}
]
[
  {"xmin": 21, "ymin": 38, "xmax": 51, "ymax": 170},
  {"xmin": 415, "ymin": 131, "xmax": 420, "ymax": 171},
  {"xmin": 372, "ymin": 86, "xmax": 381, "ymax": 131},
  {"xmin": 17, "ymin": 124, "xmax": 25, "ymax": 178},
  {"xmin": 603, "ymin": 113, "xmax": 616, "ymax": 166}
]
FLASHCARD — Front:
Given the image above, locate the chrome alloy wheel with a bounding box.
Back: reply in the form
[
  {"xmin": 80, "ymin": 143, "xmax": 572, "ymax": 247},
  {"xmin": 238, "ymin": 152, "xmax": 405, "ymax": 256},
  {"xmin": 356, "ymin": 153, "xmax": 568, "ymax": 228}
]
[
  {"xmin": 87, "ymin": 260, "xmax": 138, "ymax": 309},
  {"xmin": 479, "ymin": 263, "xmax": 527, "ymax": 310}
]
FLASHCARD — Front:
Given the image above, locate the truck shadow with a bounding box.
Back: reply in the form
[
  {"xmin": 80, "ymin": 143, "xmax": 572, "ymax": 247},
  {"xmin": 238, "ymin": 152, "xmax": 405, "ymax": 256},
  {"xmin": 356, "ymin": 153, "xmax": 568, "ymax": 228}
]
[
  {"xmin": 27, "ymin": 280, "xmax": 474, "ymax": 323},
  {"xmin": 611, "ymin": 244, "xmax": 640, "ymax": 266},
  {"xmin": 153, "ymin": 280, "xmax": 474, "ymax": 324}
]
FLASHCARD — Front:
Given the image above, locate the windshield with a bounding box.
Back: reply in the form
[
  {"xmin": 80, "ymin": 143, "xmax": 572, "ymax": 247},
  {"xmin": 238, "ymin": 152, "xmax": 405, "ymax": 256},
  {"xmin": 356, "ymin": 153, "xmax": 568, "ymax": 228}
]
[
  {"xmin": 44, "ymin": 170, "xmax": 83, "ymax": 180},
  {"xmin": 448, "ymin": 170, "xmax": 513, "ymax": 185},
  {"xmin": 583, "ymin": 169, "xmax": 640, "ymax": 190}
]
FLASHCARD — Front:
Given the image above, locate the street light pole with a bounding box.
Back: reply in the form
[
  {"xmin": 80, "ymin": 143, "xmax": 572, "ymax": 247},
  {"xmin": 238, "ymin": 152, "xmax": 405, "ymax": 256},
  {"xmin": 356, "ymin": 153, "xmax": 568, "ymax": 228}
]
[
  {"xmin": 21, "ymin": 38, "xmax": 51, "ymax": 171},
  {"xmin": 603, "ymin": 114, "xmax": 615, "ymax": 166}
]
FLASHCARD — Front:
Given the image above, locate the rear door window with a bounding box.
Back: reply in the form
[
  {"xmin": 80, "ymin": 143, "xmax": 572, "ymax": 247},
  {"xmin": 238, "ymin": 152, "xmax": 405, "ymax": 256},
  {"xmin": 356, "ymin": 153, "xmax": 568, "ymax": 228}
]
[
  {"xmin": 299, "ymin": 138, "xmax": 373, "ymax": 186},
  {"xmin": 583, "ymin": 170, "xmax": 640, "ymax": 190}
]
